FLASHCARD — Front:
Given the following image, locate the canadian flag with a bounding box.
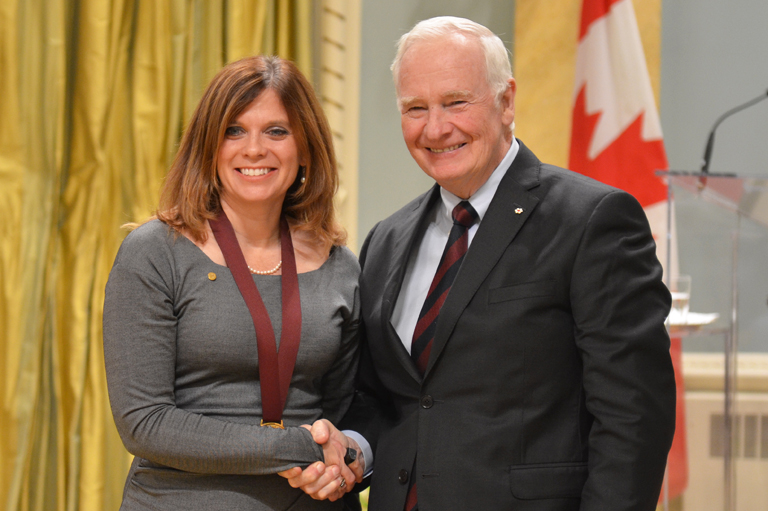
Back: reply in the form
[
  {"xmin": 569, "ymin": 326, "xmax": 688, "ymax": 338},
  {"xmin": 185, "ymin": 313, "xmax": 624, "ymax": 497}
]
[{"xmin": 568, "ymin": 0, "xmax": 686, "ymax": 503}]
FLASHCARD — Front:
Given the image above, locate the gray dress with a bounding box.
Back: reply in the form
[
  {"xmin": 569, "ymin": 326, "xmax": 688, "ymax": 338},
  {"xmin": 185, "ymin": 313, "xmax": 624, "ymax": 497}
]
[{"xmin": 103, "ymin": 220, "xmax": 360, "ymax": 510}]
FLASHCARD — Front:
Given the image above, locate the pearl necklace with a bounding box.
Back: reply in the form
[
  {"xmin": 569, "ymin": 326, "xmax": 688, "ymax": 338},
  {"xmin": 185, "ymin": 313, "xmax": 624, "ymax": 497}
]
[{"xmin": 247, "ymin": 260, "xmax": 283, "ymax": 275}]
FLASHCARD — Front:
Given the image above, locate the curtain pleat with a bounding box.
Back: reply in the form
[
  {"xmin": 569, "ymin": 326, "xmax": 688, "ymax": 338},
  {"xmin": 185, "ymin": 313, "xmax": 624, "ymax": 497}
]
[{"xmin": 0, "ymin": 1, "xmax": 312, "ymax": 510}]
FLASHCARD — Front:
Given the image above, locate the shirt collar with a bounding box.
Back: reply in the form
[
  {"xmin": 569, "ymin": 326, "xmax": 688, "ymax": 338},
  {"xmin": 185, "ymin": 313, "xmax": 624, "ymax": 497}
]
[{"xmin": 439, "ymin": 138, "xmax": 519, "ymax": 223}]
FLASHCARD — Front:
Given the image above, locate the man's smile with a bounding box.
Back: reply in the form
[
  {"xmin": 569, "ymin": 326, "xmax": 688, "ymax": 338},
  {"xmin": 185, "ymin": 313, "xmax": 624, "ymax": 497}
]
[{"xmin": 428, "ymin": 143, "xmax": 465, "ymax": 154}]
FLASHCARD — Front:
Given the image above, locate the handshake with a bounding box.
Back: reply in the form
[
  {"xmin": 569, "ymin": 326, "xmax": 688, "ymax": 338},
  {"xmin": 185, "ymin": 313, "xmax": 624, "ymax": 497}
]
[{"xmin": 278, "ymin": 419, "xmax": 365, "ymax": 502}]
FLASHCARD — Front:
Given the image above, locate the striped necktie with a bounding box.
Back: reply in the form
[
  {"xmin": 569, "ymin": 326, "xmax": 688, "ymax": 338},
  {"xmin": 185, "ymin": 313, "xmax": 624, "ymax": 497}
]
[
  {"xmin": 405, "ymin": 200, "xmax": 478, "ymax": 511},
  {"xmin": 410, "ymin": 200, "xmax": 478, "ymax": 375}
]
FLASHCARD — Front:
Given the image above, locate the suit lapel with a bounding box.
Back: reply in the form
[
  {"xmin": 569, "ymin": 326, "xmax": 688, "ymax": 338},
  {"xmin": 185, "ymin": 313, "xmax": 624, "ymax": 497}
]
[
  {"xmin": 380, "ymin": 186, "xmax": 442, "ymax": 383},
  {"xmin": 426, "ymin": 141, "xmax": 542, "ymax": 377}
]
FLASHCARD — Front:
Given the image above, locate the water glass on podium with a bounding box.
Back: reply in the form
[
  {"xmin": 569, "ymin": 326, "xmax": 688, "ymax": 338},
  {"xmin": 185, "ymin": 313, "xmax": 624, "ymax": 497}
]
[{"xmin": 669, "ymin": 275, "xmax": 691, "ymax": 324}]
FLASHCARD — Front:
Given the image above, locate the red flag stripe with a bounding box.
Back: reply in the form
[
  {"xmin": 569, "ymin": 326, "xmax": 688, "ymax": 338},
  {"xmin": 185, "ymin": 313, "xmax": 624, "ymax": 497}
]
[{"xmin": 579, "ymin": 0, "xmax": 623, "ymax": 39}]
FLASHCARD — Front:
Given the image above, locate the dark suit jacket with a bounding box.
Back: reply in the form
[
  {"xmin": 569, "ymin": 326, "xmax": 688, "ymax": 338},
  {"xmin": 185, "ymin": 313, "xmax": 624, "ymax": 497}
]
[{"xmin": 344, "ymin": 141, "xmax": 676, "ymax": 510}]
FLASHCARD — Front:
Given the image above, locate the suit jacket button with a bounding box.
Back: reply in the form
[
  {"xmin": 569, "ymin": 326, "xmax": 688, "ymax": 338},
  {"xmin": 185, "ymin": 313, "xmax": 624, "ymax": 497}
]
[
  {"xmin": 421, "ymin": 395, "xmax": 434, "ymax": 409},
  {"xmin": 398, "ymin": 469, "xmax": 409, "ymax": 484}
]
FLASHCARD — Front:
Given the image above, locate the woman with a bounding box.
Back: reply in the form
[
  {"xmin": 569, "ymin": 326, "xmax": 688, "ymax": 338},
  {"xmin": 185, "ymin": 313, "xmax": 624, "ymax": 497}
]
[{"xmin": 103, "ymin": 55, "xmax": 359, "ymax": 510}]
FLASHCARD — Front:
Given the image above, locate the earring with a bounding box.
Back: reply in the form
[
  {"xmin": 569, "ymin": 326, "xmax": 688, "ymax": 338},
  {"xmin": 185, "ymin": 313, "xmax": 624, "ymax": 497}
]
[{"xmin": 299, "ymin": 166, "xmax": 306, "ymax": 184}]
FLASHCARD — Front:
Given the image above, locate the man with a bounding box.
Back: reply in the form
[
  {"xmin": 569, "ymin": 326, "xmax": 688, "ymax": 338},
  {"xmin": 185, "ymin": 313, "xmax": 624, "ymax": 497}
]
[{"xmin": 282, "ymin": 16, "xmax": 676, "ymax": 510}]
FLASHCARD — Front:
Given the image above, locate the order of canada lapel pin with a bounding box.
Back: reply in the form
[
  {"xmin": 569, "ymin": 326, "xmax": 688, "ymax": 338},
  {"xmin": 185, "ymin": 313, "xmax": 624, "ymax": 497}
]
[{"xmin": 514, "ymin": 207, "xmax": 524, "ymax": 215}]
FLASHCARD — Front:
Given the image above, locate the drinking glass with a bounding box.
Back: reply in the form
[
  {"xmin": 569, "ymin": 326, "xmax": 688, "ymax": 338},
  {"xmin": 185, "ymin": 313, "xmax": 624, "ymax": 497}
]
[{"xmin": 669, "ymin": 275, "xmax": 691, "ymax": 323}]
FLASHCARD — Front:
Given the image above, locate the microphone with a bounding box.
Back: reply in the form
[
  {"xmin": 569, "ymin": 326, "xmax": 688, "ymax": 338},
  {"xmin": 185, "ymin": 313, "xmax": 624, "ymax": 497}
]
[{"xmin": 700, "ymin": 88, "xmax": 768, "ymax": 174}]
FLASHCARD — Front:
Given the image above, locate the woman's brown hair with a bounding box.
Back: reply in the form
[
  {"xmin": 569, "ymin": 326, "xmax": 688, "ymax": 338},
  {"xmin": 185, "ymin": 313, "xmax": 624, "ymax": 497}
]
[{"xmin": 156, "ymin": 55, "xmax": 346, "ymax": 246}]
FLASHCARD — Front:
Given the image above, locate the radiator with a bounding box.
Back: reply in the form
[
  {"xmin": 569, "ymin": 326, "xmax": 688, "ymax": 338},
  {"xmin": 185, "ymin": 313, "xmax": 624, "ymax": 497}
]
[{"xmin": 682, "ymin": 353, "xmax": 768, "ymax": 511}]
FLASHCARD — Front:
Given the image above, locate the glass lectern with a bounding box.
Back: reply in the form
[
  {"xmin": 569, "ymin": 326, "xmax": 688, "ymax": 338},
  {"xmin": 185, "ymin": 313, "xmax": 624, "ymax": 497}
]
[{"xmin": 659, "ymin": 171, "xmax": 768, "ymax": 511}]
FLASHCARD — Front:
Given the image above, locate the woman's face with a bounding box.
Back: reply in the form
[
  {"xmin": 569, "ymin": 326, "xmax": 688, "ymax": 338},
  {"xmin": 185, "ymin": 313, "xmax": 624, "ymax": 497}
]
[{"xmin": 217, "ymin": 88, "xmax": 303, "ymax": 211}]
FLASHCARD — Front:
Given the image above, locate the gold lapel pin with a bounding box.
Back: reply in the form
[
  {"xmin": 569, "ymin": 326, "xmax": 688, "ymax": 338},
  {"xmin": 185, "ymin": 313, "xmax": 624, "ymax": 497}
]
[
  {"xmin": 208, "ymin": 272, "xmax": 217, "ymax": 281},
  {"xmin": 514, "ymin": 207, "xmax": 524, "ymax": 215}
]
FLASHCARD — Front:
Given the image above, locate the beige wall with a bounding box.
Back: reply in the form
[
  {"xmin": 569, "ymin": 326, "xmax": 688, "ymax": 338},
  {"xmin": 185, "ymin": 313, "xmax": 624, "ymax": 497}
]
[{"xmin": 514, "ymin": 0, "xmax": 663, "ymax": 168}]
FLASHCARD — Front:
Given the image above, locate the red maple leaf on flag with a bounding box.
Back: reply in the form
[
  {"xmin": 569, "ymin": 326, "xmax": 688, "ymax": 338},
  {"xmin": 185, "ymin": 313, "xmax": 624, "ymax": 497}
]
[{"xmin": 569, "ymin": 86, "xmax": 668, "ymax": 208}]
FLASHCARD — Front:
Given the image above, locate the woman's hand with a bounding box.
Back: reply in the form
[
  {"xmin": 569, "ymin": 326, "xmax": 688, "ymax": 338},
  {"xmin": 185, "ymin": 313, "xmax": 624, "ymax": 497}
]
[{"xmin": 278, "ymin": 420, "xmax": 364, "ymax": 501}]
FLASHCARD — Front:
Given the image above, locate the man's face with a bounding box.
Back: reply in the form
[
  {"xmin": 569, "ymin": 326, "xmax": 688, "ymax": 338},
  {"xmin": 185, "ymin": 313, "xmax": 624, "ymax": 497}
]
[{"xmin": 397, "ymin": 35, "xmax": 515, "ymax": 198}]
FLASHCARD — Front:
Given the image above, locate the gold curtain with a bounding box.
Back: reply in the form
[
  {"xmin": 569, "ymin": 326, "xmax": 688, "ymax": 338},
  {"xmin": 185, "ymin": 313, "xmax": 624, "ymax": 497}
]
[{"xmin": 0, "ymin": 1, "xmax": 312, "ymax": 509}]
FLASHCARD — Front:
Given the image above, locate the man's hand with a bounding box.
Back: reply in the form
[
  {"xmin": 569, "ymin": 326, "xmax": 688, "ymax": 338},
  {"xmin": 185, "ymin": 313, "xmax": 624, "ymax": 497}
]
[{"xmin": 278, "ymin": 420, "xmax": 364, "ymax": 500}]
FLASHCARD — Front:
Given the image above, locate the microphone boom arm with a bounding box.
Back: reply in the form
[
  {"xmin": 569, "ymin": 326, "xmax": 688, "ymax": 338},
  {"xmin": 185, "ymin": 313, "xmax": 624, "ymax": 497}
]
[{"xmin": 701, "ymin": 88, "xmax": 768, "ymax": 173}]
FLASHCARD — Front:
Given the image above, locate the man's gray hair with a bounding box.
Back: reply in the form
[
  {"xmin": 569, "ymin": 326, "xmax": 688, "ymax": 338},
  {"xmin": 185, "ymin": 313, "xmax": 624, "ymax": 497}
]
[{"xmin": 391, "ymin": 16, "xmax": 513, "ymax": 103}]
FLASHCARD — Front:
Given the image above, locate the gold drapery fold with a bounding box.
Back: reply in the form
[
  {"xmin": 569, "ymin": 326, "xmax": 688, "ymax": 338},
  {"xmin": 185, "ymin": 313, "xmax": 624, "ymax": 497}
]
[{"xmin": 0, "ymin": 1, "xmax": 312, "ymax": 510}]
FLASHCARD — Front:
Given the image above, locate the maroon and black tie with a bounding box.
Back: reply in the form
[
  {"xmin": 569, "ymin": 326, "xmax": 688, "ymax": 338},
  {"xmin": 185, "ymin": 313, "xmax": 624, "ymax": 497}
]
[
  {"xmin": 405, "ymin": 200, "xmax": 478, "ymax": 511},
  {"xmin": 410, "ymin": 200, "xmax": 478, "ymax": 375}
]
